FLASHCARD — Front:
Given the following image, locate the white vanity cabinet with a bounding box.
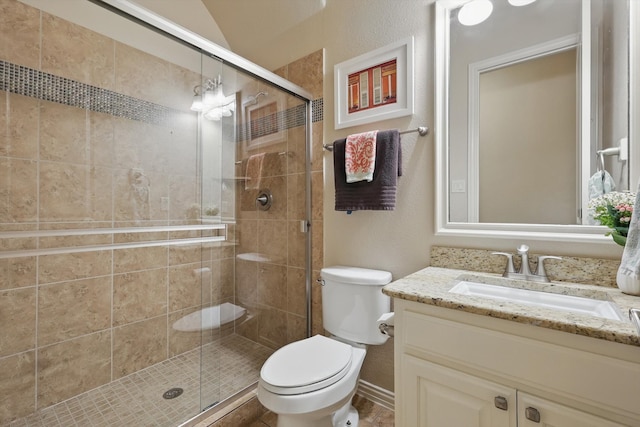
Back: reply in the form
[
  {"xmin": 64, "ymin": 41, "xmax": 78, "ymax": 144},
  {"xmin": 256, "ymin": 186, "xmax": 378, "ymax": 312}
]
[{"xmin": 394, "ymin": 299, "xmax": 640, "ymax": 427}]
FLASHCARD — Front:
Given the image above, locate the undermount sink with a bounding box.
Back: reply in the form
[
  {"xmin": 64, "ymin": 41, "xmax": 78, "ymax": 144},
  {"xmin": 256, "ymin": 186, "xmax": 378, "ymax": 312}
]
[{"xmin": 449, "ymin": 280, "xmax": 624, "ymax": 321}]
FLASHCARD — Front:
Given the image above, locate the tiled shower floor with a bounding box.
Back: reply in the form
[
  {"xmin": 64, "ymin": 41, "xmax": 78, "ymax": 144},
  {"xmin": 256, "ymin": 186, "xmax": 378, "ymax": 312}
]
[{"xmin": 8, "ymin": 335, "xmax": 273, "ymax": 427}]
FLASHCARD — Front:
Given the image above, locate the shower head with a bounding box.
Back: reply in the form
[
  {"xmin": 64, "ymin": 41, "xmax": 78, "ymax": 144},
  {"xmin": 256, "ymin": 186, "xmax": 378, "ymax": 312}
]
[{"xmin": 244, "ymin": 91, "xmax": 268, "ymax": 106}]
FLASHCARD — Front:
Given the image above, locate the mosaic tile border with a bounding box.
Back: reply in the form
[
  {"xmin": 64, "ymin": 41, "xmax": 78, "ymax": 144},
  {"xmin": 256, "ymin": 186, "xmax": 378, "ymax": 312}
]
[
  {"xmin": 0, "ymin": 60, "xmax": 323, "ymax": 133},
  {"xmin": 312, "ymin": 98, "xmax": 323, "ymax": 123},
  {"xmin": 238, "ymin": 99, "xmax": 322, "ymax": 142},
  {"xmin": 0, "ymin": 60, "xmax": 181, "ymax": 126}
]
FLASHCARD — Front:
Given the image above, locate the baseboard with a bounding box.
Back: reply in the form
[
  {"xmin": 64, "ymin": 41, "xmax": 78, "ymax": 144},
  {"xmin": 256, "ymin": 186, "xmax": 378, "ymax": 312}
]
[{"xmin": 356, "ymin": 380, "xmax": 395, "ymax": 411}]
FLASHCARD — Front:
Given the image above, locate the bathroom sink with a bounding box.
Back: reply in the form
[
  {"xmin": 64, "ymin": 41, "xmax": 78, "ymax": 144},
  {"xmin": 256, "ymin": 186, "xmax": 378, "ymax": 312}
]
[{"xmin": 449, "ymin": 280, "xmax": 623, "ymax": 321}]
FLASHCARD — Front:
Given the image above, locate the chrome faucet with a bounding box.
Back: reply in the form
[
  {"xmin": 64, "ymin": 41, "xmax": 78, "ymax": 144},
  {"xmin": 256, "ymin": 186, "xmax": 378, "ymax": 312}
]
[{"xmin": 493, "ymin": 245, "xmax": 562, "ymax": 282}]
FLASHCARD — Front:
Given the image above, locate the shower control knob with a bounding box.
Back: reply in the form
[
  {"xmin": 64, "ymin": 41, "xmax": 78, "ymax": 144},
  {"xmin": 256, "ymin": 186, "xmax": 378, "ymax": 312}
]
[{"xmin": 255, "ymin": 189, "xmax": 273, "ymax": 211}]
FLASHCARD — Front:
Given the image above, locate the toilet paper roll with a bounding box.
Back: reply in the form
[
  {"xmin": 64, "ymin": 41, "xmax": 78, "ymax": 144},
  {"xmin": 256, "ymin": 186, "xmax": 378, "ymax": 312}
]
[{"xmin": 377, "ymin": 312, "xmax": 395, "ymax": 337}]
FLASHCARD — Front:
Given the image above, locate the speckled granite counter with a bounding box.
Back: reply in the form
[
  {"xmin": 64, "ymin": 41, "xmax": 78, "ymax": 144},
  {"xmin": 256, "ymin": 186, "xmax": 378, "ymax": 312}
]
[{"xmin": 382, "ymin": 266, "xmax": 640, "ymax": 347}]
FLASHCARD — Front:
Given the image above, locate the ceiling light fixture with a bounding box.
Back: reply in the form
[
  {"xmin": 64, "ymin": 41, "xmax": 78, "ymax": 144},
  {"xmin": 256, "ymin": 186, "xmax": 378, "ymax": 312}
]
[{"xmin": 458, "ymin": 0, "xmax": 494, "ymax": 26}]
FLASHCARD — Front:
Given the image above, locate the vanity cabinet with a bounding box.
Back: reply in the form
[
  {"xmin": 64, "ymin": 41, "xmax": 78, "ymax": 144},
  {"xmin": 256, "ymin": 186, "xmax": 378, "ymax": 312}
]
[{"xmin": 394, "ymin": 299, "xmax": 640, "ymax": 427}]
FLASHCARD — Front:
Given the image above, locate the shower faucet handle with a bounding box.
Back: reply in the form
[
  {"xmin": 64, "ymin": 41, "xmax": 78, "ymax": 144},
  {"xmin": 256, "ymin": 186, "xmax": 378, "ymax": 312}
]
[{"xmin": 255, "ymin": 189, "xmax": 273, "ymax": 211}]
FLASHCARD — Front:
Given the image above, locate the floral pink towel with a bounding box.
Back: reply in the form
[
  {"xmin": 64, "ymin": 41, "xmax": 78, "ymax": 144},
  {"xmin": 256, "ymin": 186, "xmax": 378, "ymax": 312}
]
[{"xmin": 345, "ymin": 130, "xmax": 378, "ymax": 183}]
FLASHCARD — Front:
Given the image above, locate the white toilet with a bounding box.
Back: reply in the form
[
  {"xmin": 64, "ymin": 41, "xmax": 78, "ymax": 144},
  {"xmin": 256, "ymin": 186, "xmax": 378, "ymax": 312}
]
[{"xmin": 257, "ymin": 265, "xmax": 392, "ymax": 427}]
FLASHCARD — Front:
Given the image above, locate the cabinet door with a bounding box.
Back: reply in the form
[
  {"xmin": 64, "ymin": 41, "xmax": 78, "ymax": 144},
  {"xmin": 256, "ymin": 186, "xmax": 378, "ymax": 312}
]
[
  {"xmin": 400, "ymin": 355, "xmax": 516, "ymax": 427},
  {"xmin": 518, "ymin": 393, "xmax": 627, "ymax": 427}
]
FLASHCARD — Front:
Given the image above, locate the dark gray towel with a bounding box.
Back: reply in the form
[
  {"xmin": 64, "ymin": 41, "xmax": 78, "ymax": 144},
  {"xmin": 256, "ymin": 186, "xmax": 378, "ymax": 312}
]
[{"xmin": 334, "ymin": 129, "xmax": 402, "ymax": 211}]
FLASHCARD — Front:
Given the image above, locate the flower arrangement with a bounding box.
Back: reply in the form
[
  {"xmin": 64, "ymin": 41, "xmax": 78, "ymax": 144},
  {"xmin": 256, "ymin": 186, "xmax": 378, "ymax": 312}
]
[{"xmin": 588, "ymin": 191, "xmax": 636, "ymax": 246}]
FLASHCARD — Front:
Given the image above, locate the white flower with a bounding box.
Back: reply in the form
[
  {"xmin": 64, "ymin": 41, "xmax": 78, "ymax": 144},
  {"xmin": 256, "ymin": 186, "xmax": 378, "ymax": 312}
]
[{"xmin": 588, "ymin": 191, "xmax": 636, "ymax": 211}]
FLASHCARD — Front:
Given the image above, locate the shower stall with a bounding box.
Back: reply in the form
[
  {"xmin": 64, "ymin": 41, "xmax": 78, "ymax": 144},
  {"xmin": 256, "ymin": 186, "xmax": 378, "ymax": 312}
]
[{"xmin": 0, "ymin": 0, "xmax": 313, "ymax": 425}]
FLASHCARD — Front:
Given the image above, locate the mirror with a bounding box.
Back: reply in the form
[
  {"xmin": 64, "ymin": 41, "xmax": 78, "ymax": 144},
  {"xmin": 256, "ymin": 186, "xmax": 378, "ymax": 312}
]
[{"xmin": 435, "ymin": 0, "xmax": 638, "ymax": 242}]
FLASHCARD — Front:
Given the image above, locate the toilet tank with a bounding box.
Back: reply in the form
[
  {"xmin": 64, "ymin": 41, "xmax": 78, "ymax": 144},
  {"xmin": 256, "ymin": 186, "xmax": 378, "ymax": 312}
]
[{"xmin": 320, "ymin": 266, "xmax": 392, "ymax": 345}]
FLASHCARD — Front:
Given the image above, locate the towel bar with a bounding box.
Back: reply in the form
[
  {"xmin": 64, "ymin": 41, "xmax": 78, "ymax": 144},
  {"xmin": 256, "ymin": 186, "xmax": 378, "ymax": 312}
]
[
  {"xmin": 323, "ymin": 126, "xmax": 429, "ymax": 152},
  {"xmin": 235, "ymin": 151, "xmax": 290, "ymax": 164}
]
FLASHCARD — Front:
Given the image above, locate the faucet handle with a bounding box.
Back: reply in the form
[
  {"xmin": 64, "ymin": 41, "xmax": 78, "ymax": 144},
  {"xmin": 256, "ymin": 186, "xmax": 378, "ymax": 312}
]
[
  {"xmin": 492, "ymin": 252, "xmax": 516, "ymax": 276},
  {"xmin": 517, "ymin": 244, "xmax": 530, "ymax": 255},
  {"xmin": 535, "ymin": 255, "xmax": 562, "ymax": 280}
]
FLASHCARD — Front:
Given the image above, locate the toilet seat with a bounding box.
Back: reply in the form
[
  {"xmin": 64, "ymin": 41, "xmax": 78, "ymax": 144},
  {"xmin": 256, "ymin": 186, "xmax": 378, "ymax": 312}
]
[{"xmin": 260, "ymin": 335, "xmax": 353, "ymax": 395}]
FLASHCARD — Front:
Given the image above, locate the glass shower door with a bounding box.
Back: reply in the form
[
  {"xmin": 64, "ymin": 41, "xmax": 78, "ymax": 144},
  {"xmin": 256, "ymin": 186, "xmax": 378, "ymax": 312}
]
[{"xmin": 198, "ymin": 59, "xmax": 312, "ymax": 413}]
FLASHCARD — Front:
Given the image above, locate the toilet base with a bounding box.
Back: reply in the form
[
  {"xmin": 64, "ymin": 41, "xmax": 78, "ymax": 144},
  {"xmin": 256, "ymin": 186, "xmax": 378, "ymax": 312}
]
[
  {"xmin": 275, "ymin": 400, "xmax": 359, "ymax": 427},
  {"xmin": 338, "ymin": 405, "xmax": 359, "ymax": 427}
]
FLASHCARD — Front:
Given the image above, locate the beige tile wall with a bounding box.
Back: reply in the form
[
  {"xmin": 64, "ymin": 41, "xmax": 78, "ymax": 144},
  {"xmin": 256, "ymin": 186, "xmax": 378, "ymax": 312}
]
[
  {"xmin": 233, "ymin": 50, "xmax": 324, "ymax": 351},
  {"xmin": 0, "ymin": 0, "xmax": 236, "ymax": 423}
]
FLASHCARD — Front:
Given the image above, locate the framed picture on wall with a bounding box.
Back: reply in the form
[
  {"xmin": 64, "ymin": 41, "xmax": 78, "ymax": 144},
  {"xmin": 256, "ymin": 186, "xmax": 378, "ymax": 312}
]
[
  {"xmin": 242, "ymin": 91, "xmax": 285, "ymax": 150},
  {"xmin": 334, "ymin": 36, "xmax": 414, "ymax": 129}
]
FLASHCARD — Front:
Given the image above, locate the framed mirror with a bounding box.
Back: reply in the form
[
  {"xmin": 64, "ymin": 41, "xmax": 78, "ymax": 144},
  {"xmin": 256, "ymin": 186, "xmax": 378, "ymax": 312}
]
[{"xmin": 435, "ymin": 0, "xmax": 639, "ymax": 243}]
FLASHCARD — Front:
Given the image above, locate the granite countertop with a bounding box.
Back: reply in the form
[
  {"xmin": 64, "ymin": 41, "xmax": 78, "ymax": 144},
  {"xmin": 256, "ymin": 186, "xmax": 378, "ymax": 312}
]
[{"xmin": 382, "ymin": 266, "xmax": 640, "ymax": 347}]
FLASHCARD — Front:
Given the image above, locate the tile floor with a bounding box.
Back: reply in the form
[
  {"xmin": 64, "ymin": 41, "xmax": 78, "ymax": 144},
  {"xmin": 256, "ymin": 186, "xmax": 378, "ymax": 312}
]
[
  {"xmin": 7, "ymin": 335, "xmax": 394, "ymax": 427},
  {"xmin": 6, "ymin": 335, "xmax": 273, "ymax": 427}
]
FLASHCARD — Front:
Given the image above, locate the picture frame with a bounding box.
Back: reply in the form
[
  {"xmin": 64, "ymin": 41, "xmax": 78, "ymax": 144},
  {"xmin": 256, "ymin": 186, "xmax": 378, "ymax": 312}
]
[
  {"xmin": 242, "ymin": 92, "xmax": 285, "ymax": 150},
  {"xmin": 334, "ymin": 36, "xmax": 414, "ymax": 129}
]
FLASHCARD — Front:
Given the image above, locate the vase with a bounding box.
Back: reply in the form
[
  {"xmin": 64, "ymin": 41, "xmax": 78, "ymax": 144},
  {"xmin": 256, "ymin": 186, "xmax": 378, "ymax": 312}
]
[{"xmin": 616, "ymin": 271, "xmax": 640, "ymax": 296}]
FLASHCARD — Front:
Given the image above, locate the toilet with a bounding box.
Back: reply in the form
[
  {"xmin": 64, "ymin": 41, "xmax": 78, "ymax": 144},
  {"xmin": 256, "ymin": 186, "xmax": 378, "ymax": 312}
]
[{"xmin": 257, "ymin": 265, "xmax": 392, "ymax": 427}]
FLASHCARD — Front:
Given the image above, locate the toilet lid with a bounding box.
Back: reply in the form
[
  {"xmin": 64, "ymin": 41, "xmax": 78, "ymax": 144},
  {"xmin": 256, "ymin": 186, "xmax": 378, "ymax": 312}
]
[{"xmin": 260, "ymin": 335, "xmax": 353, "ymax": 395}]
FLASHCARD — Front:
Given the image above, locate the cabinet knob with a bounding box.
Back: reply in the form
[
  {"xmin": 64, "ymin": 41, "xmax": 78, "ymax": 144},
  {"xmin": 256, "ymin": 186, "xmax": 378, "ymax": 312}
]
[
  {"xmin": 494, "ymin": 396, "xmax": 508, "ymax": 411},
  {"xmin": 525, "ymin": 406, "xmax": 541, "ymax": 423}
]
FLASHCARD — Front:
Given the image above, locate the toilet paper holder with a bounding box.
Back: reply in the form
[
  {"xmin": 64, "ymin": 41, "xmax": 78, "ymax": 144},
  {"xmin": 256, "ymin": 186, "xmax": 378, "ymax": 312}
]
[
  {"xmin": 378, "ymin": 312, "xmax": 395, "ymax": 337},
  {"xmin": 379, "ymin": 322, "xmax": 394, "ymax": 337}
]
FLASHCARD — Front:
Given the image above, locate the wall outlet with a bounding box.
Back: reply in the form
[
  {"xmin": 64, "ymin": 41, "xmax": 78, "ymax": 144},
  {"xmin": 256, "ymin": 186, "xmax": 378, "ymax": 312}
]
[
  {"xmin": 451, "ymin": 180, "xmax": 466, "ymax": 193},
  {"xmin": 161, "ymin": 197, "xmax": 169, "ymax": 211}
]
